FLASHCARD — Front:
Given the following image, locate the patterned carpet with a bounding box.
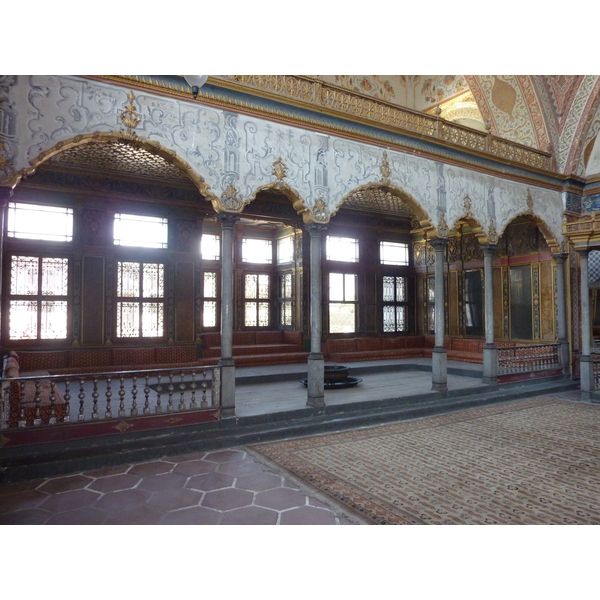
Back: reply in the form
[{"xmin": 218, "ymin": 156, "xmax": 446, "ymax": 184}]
[{"xmin": 250, "ymin": 397, "xmax": 600, "ymax": 525}]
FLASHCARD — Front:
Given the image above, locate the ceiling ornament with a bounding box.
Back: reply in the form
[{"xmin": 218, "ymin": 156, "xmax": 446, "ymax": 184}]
[
  {"xmin": 491, "ymin": 77, "xmax": 517, "ymax": 117},
  {"xmin": 343, "ymin": 186, "xmax": 416, "ymax": 217},
  {"xmin": 46, "ymin": 140, "xmax": 194, "ymax": 186},
  {"xmin": 429, "ymin": 90, "xmax": 484, "ymax": 128},
  {"xmin": 120, "ymin": 91, "xmax": 141, "ymax": 136}
]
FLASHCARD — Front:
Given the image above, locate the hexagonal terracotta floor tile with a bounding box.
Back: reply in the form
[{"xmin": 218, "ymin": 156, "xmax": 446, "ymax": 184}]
[
  {"xmin": 146, "ymin": 488, "xmax": 203, "ymax": 511},
  {"xmin": 161, "ymin": 506, "xmax": 221, "ymax": 525},
  {"xmin": 85, "ymin": 465, "xmax": 131, "ymax": 478},
  {"xmin": 89, "ymin": 474, "xmax": 141, "ymax": 493},
  {"xmin": 94, "ymin": 488, "xmax": 152, "ymax": 512},
  {"xmin": 40, "ymin": 489, "xmax": 101, "ymax": 513},
  {"xmin": 172, "ymin": 459, "xmax": 217, "ymax": 476},
  {"xmin": 279, "ymin": 506, "xmax": 338, "ymax": 525},
  {"xmin": 0, "ymin": 508, "xmax": 50, "ymax": 525},
  {"xmin": 217, "ymin": 458, "xmax": 263, "ymax": 477},
  {"xmin": 202, "ymin": 487, "xmax": 254, "ymax": 511},
  {"xmin": 38, "ymin": 475, "xmax": 94, "ymax": 494},
  {"xmin": 186, "ymin": 472, "xmax": 235, "ymax": 492},
  {"xmin": 45, "ymin": 507, "xmax": 108, "ymax": 525},
  {"xmin": 128, "ymin": 461, "xmax": 174, "ymax": 477},
  {"xmin": 137, "ymin": 472, "xmax": 188, "ymax": 492},
  {"xmin": 203, "ymin": 449, "xmax": 247, "ymax": 464},
  {"xmin": 221, "ymin": 505, "xmax": 279, "ymax": 525},
  {"xmin": 235, "ymin": 472, "xmax": 283, "ymax": 492},
  {"xmin": 0, "ymin": 489, "xmax": 49, "ymax": 514},
  {"xmin": 104, "ymin": 505, "xmax": 167, "ymax": 525},
  {"xmin": 255, "ymin": 487, "xmax": 307, "ymax": 511}
]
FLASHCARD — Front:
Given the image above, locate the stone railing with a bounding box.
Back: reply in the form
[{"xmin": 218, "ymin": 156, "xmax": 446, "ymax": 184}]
[
  {"xmin": 1, "ymin": 366, "xmax": 220, "ymax": 430},
  {"xmin": 497, "ymin": 343, "xmax": 562, "ymax": 376}
]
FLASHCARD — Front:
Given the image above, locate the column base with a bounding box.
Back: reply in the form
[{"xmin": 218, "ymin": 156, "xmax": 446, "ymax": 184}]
[
  {"xmin": 482, "ymin": 345, "xmax": 498, "ymax": 385},
  {"xmin": 218, "ymin": 358, "xmax": 236, "ymax": 416},
  {"xmin": 306, "ymin": 354, "xmax": 325, "ymax": 408},
  {"xmin": 431, "ymin": 347, "xmax": 447, "ymax": 393},
  {"xmin": 579, "ymin": 355, "xmax": 595, "ymax": 394}
]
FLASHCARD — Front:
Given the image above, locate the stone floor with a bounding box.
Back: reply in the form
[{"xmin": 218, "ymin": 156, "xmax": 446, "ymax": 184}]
[{"xmin": 0, "ymin": 446, "xmax": 363, "ymax": 525}]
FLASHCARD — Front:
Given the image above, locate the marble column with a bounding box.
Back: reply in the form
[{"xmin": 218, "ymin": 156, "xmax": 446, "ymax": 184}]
[
  {"xmin": 482, "ymin": 244, "xmax": 498, "ymax": 384},
  {"xmin": 552, "ymin": 253, "xmax": 571, "ymax": 377},
  {"xmin": 430, "ymin": 238, "xmax": 448, "ymax": 392},
  {"xmin": 305, "ymin": 223, "xmax": 326, "ymax": 408},
  {"xmin": 578, "ymin": 250, "xmax": 595, "ymax": 399},
  {"xmin": 216, "ymin": 212, "xmax": 240, "ymax": 418},
  {"xmin": 0, "ymin": 188, "xmax": 12, "ymax": 345}
]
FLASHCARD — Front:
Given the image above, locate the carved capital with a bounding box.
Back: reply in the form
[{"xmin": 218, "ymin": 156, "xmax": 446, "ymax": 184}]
[
  {"xmin": 216, "ymin": 212, "xmax": 240, "ymax": 229},
  {"xmin": 552, "ymin": 253, "xmax": 569, "ymax": 265},
  {"xmin": 429, "ymin": 237, "xmax": 448, "ymax": 252},
  {"xmin": 304, "ymin": 223, "xmax": 327, "ymax": 238},
  {"xmin": 481, "ymin": 243, "xmax": 498, "ymax": 256}
]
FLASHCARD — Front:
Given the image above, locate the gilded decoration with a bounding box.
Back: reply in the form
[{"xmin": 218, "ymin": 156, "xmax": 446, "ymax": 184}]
[
  {"xmin": 120, "ymin": 91, "xmax": 141, "ymax": 134},
  {"xmin": 380, "ymin": 150, "xmax": 391, "ymax": 184},
  {"xmin": 311, "ymin": 198, "xmax": 328, "ymax": 223},
  {"xmin": 488, "ymin": 217, "xmax": 499, "ymax": 244},
  {"xmin": 463, "ymin": 194, "xmax": 473, "ymax": 219},
  {"xmin": 436, "ymin": 212, "xmax": 449, "ymax": 238},
  {"xmin": 272, "ymin": 156, "xmax": 288, "ymax": 181},
  {"xmin": 526, "ymin": 188, "xmax": 534, "ymax": 212},
  {"xmin": 219, "ymin": 184, "xmax": 245, "ymax": 212}
]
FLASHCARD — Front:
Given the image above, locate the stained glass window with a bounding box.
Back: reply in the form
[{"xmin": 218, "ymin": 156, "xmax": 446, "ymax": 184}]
[
  {"xmin": 382, "ymin": 275, "xmax": 407, "ymax": 332},
  {"xmin": 203, "ymin": 271, "xmax": 218, "ymax": 328},
  {"xmin": 277, "ymin": 236, "xmax": 294, "ymax": 264},
  {"xmin": 329, "ymin": 272, "xmax": 357, "ymax": 333},
  {"xmin": 242, "ymin": 238, "xmax": 272, "ymax": 264},
  {"xmin": 326, "ymin": 236, "xmax": 359, "ymax": 262},
  {"xmin": 380, "ymin": 241, "xmax": 409, "ymax": 266},
  {"xmin": 279, "ymin": 273, "xmax": 293, "ymax": 326},
  {"xmin": 201, "ymin": 234, "xmax": 220, "ymax": 261},
  {"xmin": 8, "ymin": 203, "xmax": 73, "ymax": 242},
  {"xmin": 8, "ymin": 256, "xmax": 69, "ymax": 340},
  {"xmin": 114, "ymin": 213, "xmax": 168, "ymax": 248},
  {"xmin": 116, "ymin": 261, "xmax": 165, "ymax": 338},
  {"xmin": 244, "ymin": 273, "xmax": 270, "ymax": 327}
]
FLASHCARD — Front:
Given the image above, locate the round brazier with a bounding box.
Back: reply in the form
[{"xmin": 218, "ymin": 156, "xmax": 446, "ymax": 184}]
[{"xmin": 324, "ymin": 365, "xmax": 349, "ymax": 384}]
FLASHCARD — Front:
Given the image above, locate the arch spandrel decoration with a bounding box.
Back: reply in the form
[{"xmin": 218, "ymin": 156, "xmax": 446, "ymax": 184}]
[{"xmin": 1, "ymin": 75, "xmax": 567, "ymax": 241}]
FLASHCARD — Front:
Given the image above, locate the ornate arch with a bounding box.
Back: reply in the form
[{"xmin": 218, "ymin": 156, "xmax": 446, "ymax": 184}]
[
  {"xmin": 333, "ymin": 182, "xmax": 433, "ymax": 232},
  {"xmin": 243, "ymin": 180, "xmax": 310, "ymax": 222},
  {"xmin": 499, "ymin": 209, "xmax": 560, "ymax": 253},
  {"xmin": 12, "ymin": 131, "xmax": 219, "ymax": 208}
]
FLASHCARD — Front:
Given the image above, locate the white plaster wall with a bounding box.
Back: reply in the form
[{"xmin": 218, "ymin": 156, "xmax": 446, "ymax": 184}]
[{"xmin": 4, "ymin": 75, "xmax": 564, "ymax": 246}]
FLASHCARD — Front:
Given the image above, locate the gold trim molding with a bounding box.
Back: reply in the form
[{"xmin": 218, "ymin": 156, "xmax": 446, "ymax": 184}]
[{"xmin": 89, "ymin": 76, "xmax": 554, "ymax": 178}]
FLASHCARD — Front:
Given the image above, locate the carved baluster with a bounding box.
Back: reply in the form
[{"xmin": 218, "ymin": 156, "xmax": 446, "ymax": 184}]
[
  {"xmin": 143, "ymin": 376, "xmax": 150, "ymax": 414},
  {"xmin": 131, "ymin": 375, "xmax": 138, "ymax": 416},
  {"xmin": 167, "ymin": 372, "xmax": 175, "ymax": 412},
  {"xmin": 49, "ymin": 380, "xmax": 57, "ymax": 425},
  {"xmin": 155, "ymin": 374, "xmax": 163, "ymax": 413},
  {"xmin": 63, "ymin": 379, "xmax": 71, "ymax": 423},
  {"xmin": 33, "ymin": 380, "xmax": 42, "ymax": 426},
  {"xmin": 78, "ymin": 378, "xmax": 86, "ymax": 421},
  {"xmin": 201, "ymin": 371, "xmax": 208, "ymax": 408},
  {"xmin": 18, "ymin": 381, "xmax": 26, "ymax": 427},
  {"xmin": 178, "ymin": 372, "xmax": 186, "ymax": 411},
  {"xmin": 118, "ymin": 376, "xmax": 126, "ymax": 417},
  {"xmin": 92, "ymin": 378, "xmax": 99, "ymax": 420},
  {"xmin": 190, "ymin": 371, "xmax": 197, "ymax": 409},
  {"xmin": 105, "ymin": 377, "xmax": 113, "ymax": 419}
]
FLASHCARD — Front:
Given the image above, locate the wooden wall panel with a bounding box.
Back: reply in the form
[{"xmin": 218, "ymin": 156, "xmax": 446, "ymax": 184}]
[
  {"xmin": 82, "ymin": 256, "xmax": 105, "ymax": 346},
  {"xmin": 175, "ymin": 261, "xmax": 195, "ymax": 343},
  {"xmin": 539, "ymin": 260, "xmax": 555, "ymax": 341}
]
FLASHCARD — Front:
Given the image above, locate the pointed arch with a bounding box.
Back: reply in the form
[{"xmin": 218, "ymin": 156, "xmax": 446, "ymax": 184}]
[
  {"xmin": 243, "ymin": 181, "xmax": 311, "ymax": 222},
  {"xmin": 333, "ymin": 182, "xmax": 434, "ymax": 232},
  {"xmin": 499, "ymin": 210, "xmax": 560, "ymax": 253},
  {"xmin": 13, "ymin": 131, "xmax": 219, "ymax": 207}
]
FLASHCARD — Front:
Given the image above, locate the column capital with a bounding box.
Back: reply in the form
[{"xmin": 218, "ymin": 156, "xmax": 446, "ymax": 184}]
[
  {"xmin": 429, "ymin": 237, "xmax": 448, "ymax": 251},
  {"xmin": 551, "ymin": 252, "xmax": 569, "ymax": 264},
  {"xmin": 215, "ymin": 212, "xmax": 240, "ymax": 229},
  {"xmin": 481, "ymin": 243, "xmax": 497, "ymax": 256},
  {"xmin": 304, "ymin": 223, "xmax": 327, "ymax": 237}
]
